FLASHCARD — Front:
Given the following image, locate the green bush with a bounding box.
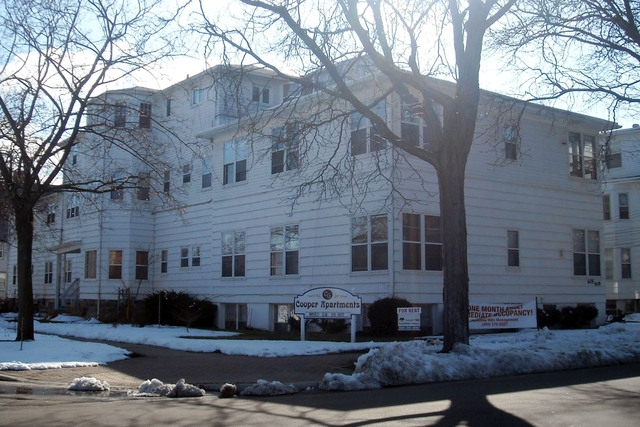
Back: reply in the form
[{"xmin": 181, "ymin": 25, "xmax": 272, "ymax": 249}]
[
  {"xmin": 312, "ymin": 318, "xmax": 348, "ymax": 334},
  {"xmin": 537, "ymin": 305, "xmax": 598, "ymax": 329},
  {"xmin": 367, "ymin": 297, "xmax": 412, "ymax": 336},
  {"xmin": 141, "ymin": 290, "xmax": 217, "ymax": 329}
]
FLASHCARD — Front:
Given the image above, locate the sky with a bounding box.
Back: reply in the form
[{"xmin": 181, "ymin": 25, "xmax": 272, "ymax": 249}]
[{"xmin": 1, "ymin": 313, "xmax": 640, "ymax": 396}]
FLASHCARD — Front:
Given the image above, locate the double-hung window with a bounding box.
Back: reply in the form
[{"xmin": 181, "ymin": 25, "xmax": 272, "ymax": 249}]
[
  {"xmin": 507, "ymin": 230, "xmax": 520, "ymax": 267},
  {"xmin": 568, "ymin": 132, "xmax": 597, "ymax": 179},
  {"xmin": 603, "ymin": 194, "xmax": 611, "ymax": 220},
  {"xmin": 271, "ymin": 123, "xmax": 300, "ymax": 174},
  {"xmin": 160, "ymin": 250, "xmax": 168, "ymax": 273},
  {"xmin": 85, "ymin": 250, "xmax": 97, "ymax": 279},
  {"xmin": 66, "ymin": 196, "xmax": 79, "ymax": 218},
  {"xmin": 222, "ymin": 231, "xmax": 245, "ymax": 277},
  {"xmin": 504, "ymin": 125, "xmax": 519, "ymax": 160},
  {"xmin": 619, "ymin": 193, "xmax": 629, "ymax": 219},
  {"xmin": 109, "ymin": 250, "xmax": 122, "ymax": 279},
  {"xmin": 223, "ymin": 139, "xmax": 247, "ymax": 184},
  {"xmin": 401, "ymin": 95, "xmax": 430, "ymax": 148},
  {"xmin": 192, "ymin": 88, "xmax": 204, "ymax": 105},
  {"xmin": 350, "ymin": 101, "xmax": 386, "ymax": 156},
  {"xmin": 114, "ymin": 102, "xmax": 127, "ymax": 127},
  {"xmin": 270, "ymin": 225, "xmax": 299, "ymax": 276},
  {"xmin": 192, "ymin": 246, "xmax": 201, "ymax": 267},
  {"xmin": 44, "ymin": 261, "xmax": 53, "ymax": 284},
  {"xmin": 163, "ymin": 170, "xmax": 171, "ymax": 195},
  {"xmin": 202, "ymin": 158, "xmax": 212, "ymax": 188},
  {"xmin": 402, "ymin": 213, "xmax": 442, "ymax": 271},
  {"xmin": 621, "ymin": 248, "xmax": 632, "ymax": 279},
  {"xmin": 573, "ymin": 229, "xmax": 600, "ymax": 276},
  {"xmin": 46, "ymin": 204, "xmax": 56, "ymax": 224},
  {"xmin": 352, "ymin": 215, "xmax": 388, "ymax": 272},
  {"xmin": 138, "ymin": 102, "xmax": 151, "ymax": 129},
  {"xmin": 182, "ymin": 164, "xmax": 191, "ymax": 184},
  {"xmin": 135, "ymin": 251, "xmax": 149, "ymax": 280},
  {"xmin": 137, "ymin": 172, "xmax": 150, "ymax": 201},
  {"xmin": 180, "ymin": 247, "xmax": 189, "ymax": 268},
  {"xmin": 64, "ymin": 259, "xmax": 72, "ymax": 283}
]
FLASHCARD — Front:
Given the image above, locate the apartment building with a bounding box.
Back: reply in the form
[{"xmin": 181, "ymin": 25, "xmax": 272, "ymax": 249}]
[{"xmin": 5, "ymin": 63, "xmax": 612, "ymax": 332}]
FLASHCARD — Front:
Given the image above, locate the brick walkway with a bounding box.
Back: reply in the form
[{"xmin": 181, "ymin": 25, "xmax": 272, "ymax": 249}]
[{"xmin": 1, "ymin": 342, "xmax": 363, "ymax": 391}]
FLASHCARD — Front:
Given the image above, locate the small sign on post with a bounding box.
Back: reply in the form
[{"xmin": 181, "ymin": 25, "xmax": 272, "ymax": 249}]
[
  {"xmin": 294, "ymin": 287, "xmax": 362, "ymax": 342},
  {"xmin": 397, "ymin": 307, "xmax": 421, "ymax": 331}
]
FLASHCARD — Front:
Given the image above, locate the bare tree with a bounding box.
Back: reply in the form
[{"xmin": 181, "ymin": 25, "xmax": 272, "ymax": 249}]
[
  {"xmin": 197, "ymin": 0, "xmax": 516, "ymax": 352},
  {"xmin": 492, "ymin": 0, "xmax": 640, "ymax": 121},
  {"xmin": 0, "ymin": 0, "xmax": 186, "ymax": 341}
]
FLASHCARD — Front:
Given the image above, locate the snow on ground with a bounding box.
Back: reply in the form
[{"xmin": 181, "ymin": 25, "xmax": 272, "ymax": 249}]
[{"xmin": 2, "ymin": 312, "xmax": 640, "ymax": 395}]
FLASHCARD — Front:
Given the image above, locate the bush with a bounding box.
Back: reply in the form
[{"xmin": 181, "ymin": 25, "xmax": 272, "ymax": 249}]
[
  {"xmin": 367, "ymin": 297, "xmax": 412, "ymax": 336},
  {"xmin": 141, "ymin": 291, "xmax": 217, "ymax": 329},
  {"xmin": 312, "ymin": 318, "xmax": 348, "ymax": 334},
  {"xmin": 537, "ymin": 305, "xmax": 598, "ymax": 329}
]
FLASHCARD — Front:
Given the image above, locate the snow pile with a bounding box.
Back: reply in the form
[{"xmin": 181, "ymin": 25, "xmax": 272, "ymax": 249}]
[
  {"xmin": 137, "ymin": 378, "xmax": 205, "ymax": 397},
  {"xmin": 240, "ymin": 379, "xmax": 299, "ymax": 396},
  {"xmin": 320, "ymin": 323, "xmax": 640, "ymax": 391},
  {"xmin": 68, "ymin": 377, "xmax": 110, "ymax": 391}
]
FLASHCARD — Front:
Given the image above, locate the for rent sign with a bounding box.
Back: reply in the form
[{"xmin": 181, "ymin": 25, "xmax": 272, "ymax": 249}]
[
  {"xmin": 294, "ymin": 287, "xmax": 362, "ymax": 319},
  {"xmin": 469, "ymin": 301, "xmax": 537, "ymax": 329}
]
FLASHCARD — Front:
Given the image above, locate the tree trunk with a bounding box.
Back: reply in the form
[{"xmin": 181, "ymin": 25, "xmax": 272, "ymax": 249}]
[
  {"xmin": 14, "ymin": 203, "xmax": 35, "ymax": 341},
  {"xmin": 438, "ymin": 160, "xmax": 470, "ymax": 353}
]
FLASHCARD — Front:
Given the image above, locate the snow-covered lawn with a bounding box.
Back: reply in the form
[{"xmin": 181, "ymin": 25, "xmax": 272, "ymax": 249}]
[{"xmin": 2, "ymin": 312, "xmax": 640, "ymax": 395}]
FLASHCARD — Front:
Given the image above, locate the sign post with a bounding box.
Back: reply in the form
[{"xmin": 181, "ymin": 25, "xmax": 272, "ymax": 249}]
[{"xmin": 294, "ymin": 287, "xmax": 362, "ymax": 342}]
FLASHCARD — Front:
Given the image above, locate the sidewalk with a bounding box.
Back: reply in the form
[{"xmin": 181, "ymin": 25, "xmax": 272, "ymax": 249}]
[{"xmin": 1, "ymin": 342, "xmax": 363, "ymax": 392}]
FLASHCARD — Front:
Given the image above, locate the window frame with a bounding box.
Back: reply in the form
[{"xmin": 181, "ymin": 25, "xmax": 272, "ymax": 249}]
[
  {"xmin": 160, "ymin": 249, "xmax": 168, "ymax": 273},
  {"xmin": 572, "ymin": 229, "xmax": 601, "ymax": 277},
  {"xmin": 192, "ymin": 88, "xmax": 204, "ymax": 105},
  {"xmin": 621, "ymin": 247, "xmax": 632, "ymax": 279},
  {"xmin": 222, "ymin": 231, "xmax": 246, "ymax": 277},
  {"xmin": 619, "ymin": 193, "xmax": 629, "ymax": 219},
  {"xmin": 44, "ymin": 261, "xmax": 53, "ymax": 284},
  {"xmin": 568, "ymin": 131, "xmax": 597, "ymax": 180},
  {"xmin": 350, "ymin": 101, "xmax": 387, "ymax": 156},
  {"xmin": 603, "ymin": 194, "xmax": 611, "ymax": 220},
  {"xmin": 135, "ymin": 251, "xmax": 149, "ymax": 280},
  {"xmin": 270, "ymin": 225, "xmax": 300, "ymax": 276},
  {"xmin": 114, "ymin": 102, "xmax": 127, "ymax": 127},
  {"xmin": 223, "ymin": 139, "xmax": 248, "ymax": 185},
  {"xmin": 192, "ymin": 246, "xmax": 201, "ymax": 267},
  {"xmin": 85, "ymin": 250, "xmax": 97, "ymax": 279},
  {"xmin": 108, "ymin": 250, "xmax": 123, "ymax": 279},
  {"xmin": 271, "ymin": 124, "xmax": 300, "ymax": 174},
  {"xmin": 137, "ymin": 172, "xmax": 150, "ymax": 201},
  {"xmin": 351, "ymin": 214, "xmax": 388, "ymax": 272},
  {"xmin": 180, "ymin": 247, "xmax": 189, "ymax": 268},
  {"xmin": 138, "ymin": 102, "xmax": 151, "ymax": 129},
  {"xmin": 507, "ymin": 230, "xmax": 520, "ymax": 267},
  {"xmin": 202, "ymin": 158, "xmax": 212, "ymax": 188}
]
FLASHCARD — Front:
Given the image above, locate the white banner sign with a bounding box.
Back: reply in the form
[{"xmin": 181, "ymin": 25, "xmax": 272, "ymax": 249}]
[
  {"xmin": 397, "ymin": 307, "xmax": 421, "ymax": 331},
  {"xmin": 294, "ymin": 287, "xmax": 362, "ymax": 319},
  {"xmin": 469, "ymin": 301, "xmax": 537, "ymax": 329}
]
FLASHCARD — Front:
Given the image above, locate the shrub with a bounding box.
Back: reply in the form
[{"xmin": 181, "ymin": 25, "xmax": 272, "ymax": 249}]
[
  {"xmin": 312, "ymin": 318, "xmax": 348, "ymax": 334},
  {"xmin": 560, "ymin": 305, "xmax": 598, "ymax": 329},
  {"xmin": 141, "ymin": 291, "xmax": 217, "ymax": 329},
  {"xmin": 367, "ymin": 297, "xmax": 412, "ymax": 336},
  {"xmin": 537, "ymin": 307, "xmax": 562, "ymax": 328}
]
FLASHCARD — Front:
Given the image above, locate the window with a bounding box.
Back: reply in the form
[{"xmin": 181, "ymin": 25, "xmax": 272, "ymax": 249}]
[
  {"xmin": 202, "ymin": 158, "xmax": 212, "ymax": 188},
  {"xmin": 66, "ymin": 197, "xmax": 79, "ymax": 219},
  {"xmin": 12, "ymin": 265, "xmax": 16, "ymax": 285},
  {"xmin": 46, "ymin": 204, "xmax": 56, "ymax": 224},
  {"xmin": 85, "ymin": 250, "xmax": 97, "ymax": 279},
  {"xmin": 163, "ymin": 170, "xmax": 170, "ymax": 195},
  {"xmin": 137, "ymin": 172, "xmax": 150, "ymax": 201},
  {"xmin": 504, "ymin": 125, "xmax": 519, "ymax": 160},
  {"xmin": 44, "ymin": 261, "xmax": 53, "ymax": 284},
  {"xmin": 181, "ymin": 247, "xmax": 189, "ymax": 268},
  {"xmin": 223, "ymin": 139, "xmax": 247, "ymax": 184},
  {"xmin": 605, "ymin": 248, "xmax": 614, "ymax": 280},
  {"xmin": 350, "ymin": 101, "xmax": 386, "ymax": 155},
  {"xmin": 160, "ymin": 250, "xmax": 168, "ymax": 273},
  {"xmin": 606, "ymin": 146, "xmax": 622, "ymax": 169},
  {"xmin": 619, "ymin": 193, "xmax": 629, "ymax": 219},
  {"xmin": 401, "ymin": 95, "xmax": 429, "ymax": 148},
  {"xmin": 182, "ymin": 164, "xmax": 191, "ymax": 184},
  {"xmin": 64, "ymin": 259, "xmax": 72, "ymax": 283},
  {"xmin": 114, "ymin": 102, "xmax": 127, "ymax": 127},
  {"xmin": 192, "ymin": 88, "xmax": 204, "ymax": 105},
  {"xmin": 222, "ymin": 231, "xmax": 245, "ymax": 277},
  {"xmin": 507, "ymin": 230, "xmax": 520, "ymax": 267},
  {"xmin": 138, "ymin": 102, "xmax": 151, "ymax": 129},
  {"xmin": 252, "ymin": 85, "xmax": 270, "ymax": 104},
  {"xmin": 165, "ymin": 99, "xmax": 172, "ymax": 117},
  {"xmin": 110, "ymin": 171, "xmax": 124, "ymax": 200},
  {"xmin": 352, "ymin": 214, "xmax": 388, "ymax": 272},
  {"xmin": 109, "ymin": 250, "xmax": 123, "ymax": 279},
  {"xmin": 135, "ymin": 251, "xmax": 149, "ymax": 280},
  {"xmin": 270, "ymin": 225, "xmax": 299, "ymax": 275},
  {"xmin": 573, "ymin": 229, "xmax": 600, "ymax": 276},
  {"xmin": 621, "ymin": 248, "xmax": 632, "ymax": 279},
  {"xmin": 568, "ymin": 131, "xmax": 597, "ymax": 179},
  {"xmin": 192, "ymin": 246, "xmax": 201, "ymax": 267},
  {"xmin": 603, "ymin": 194, "xmax": 611, "ymax": 220},
  {"xmin": 403, "ymin": 213, "xmax": 443, "ymax": 271},
  {"xmin": 271, "ymin": 123, "xmax": 299, "ymax": 174}
]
